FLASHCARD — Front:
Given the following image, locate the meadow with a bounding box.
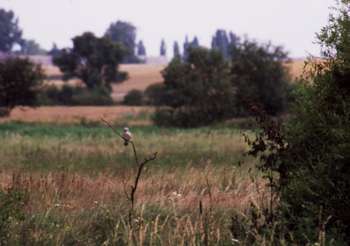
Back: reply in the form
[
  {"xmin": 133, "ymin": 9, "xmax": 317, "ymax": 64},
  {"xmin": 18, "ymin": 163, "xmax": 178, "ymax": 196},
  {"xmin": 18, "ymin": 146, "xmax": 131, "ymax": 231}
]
[{"xmin": 0, "ymin": 110, "xmax": 270, "ymax": 245}]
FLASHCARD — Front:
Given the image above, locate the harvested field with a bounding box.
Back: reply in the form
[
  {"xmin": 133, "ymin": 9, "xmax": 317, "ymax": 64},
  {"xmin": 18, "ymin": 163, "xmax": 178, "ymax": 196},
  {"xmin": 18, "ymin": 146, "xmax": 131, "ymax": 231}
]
[
  {"xmin": 112, "ymin": 64, "xmax": 165, "ymax": 101},
  {"xmin": 2, "ymin": 106, "xmax": 153, "ymax": 124},
  {"xmin": 285, "ymin": 59, "xmax": 307, "ymax": 80}
]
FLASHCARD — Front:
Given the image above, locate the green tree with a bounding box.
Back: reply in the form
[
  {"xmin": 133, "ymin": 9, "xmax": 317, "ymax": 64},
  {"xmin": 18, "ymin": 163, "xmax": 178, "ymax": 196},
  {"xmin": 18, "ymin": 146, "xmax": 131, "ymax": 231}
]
[
  {"xmin": 136, "ymin": 40, "xmax": 146, "ymax": 56},
  {"xmin": 53, "ymin": 32, "xmax": 125, "ymax": 90},
  {"xmin": 231, "ymin": 39, "xmax": 290, "ymax": 115},
  {"xmin": 211, "ymin": 29, "xmax": 230, "ymax": 59},
  {"xmin": 0, "ymin": 9, "xmax": 22, "ymax": 52},
  {"xmin": 154, "ymin": 47, "xmax": 235, "ymax": 127},
  {"xmin": 48, "ymin": 43, "xmax": 60, "ymax": 57},
  {"xmin": 173, "ymin": 41, "xmax": 180, "ymax": 58},
  {"xmin": 0, "ymin": 58, "xmax": 44, "ymax": 116},
  {"xmin": 19, "ymin": 39, "xmax": 46, "ymax": 55},
  {"xmin": 183, "ymin": 36, "xmax": 190, "ymax": 60},
  {"xmin": 105, "ymin": 21, "xmax": 138, "ymax": 63},
  {"xmin": 160, "ymin": 39, "xmax": 166, "ymax": 56},
  {"xmin": 183, "ymin": 36, "xmax": 200, "ymax": 61},
  {"xmin": 191, "ymin": 36, "xmax": 199, "ymax": 48}
]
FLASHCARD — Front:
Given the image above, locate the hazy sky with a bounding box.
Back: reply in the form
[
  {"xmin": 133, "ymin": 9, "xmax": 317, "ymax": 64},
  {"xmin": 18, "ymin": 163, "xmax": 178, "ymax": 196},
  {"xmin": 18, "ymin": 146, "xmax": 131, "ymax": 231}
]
[{"xmin": 1, "ymin": 0, "xmax": 335, "ymax": 58}]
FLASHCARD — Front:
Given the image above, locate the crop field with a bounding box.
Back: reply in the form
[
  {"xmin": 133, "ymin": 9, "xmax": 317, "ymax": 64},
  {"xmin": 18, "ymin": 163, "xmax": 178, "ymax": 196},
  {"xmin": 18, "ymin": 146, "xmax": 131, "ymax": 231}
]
[
  {"xmin": 2, "ymin": 106, "xmax": 153, "ymax": 124},
  {"xmin": 0, "ymin": 108, "xmax": 269, "ymax": 244}
]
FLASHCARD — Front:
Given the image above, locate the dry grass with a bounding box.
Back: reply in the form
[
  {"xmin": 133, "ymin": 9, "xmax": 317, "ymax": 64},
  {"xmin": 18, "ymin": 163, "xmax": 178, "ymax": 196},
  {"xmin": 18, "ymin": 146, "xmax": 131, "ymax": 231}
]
[
  {"xmin": 112, "ymin": 64, "xmax": 165, "ymax": 101},
  {"xmin": 285, "ymin": 59, "xmax": 306, "ymax": 80},
  {"xmin": 1, "ymin": 106, "xmax": 153, "ymax": 124},
  {"xmin": 2, "ymin": 165, "xmax": 264, "ymax": 214}
]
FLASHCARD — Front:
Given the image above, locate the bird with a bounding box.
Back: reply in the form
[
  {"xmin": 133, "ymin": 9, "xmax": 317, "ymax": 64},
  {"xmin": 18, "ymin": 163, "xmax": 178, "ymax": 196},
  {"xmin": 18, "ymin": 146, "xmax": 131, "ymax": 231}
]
[{"xmin": 122, "ymin": 127, "xmax": 132, "ymax": 146}]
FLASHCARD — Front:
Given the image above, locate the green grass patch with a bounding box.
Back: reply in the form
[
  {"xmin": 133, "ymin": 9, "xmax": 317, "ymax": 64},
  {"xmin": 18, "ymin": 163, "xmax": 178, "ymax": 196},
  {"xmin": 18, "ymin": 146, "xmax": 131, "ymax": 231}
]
[{"xmin": 0, "ymin": 122, "xmax": 252, "ymax": 173}]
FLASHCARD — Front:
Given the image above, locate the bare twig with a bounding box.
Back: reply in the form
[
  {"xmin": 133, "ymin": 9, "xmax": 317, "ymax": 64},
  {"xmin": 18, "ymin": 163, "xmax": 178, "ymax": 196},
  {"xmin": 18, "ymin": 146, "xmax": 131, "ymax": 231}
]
[
  {"xmin": 101, "ymin": 118, "xmax": 158, "ymax": 227},
  {"xmin": 129, "ymin": 152, "xmax": 158, "ymax": 210}
]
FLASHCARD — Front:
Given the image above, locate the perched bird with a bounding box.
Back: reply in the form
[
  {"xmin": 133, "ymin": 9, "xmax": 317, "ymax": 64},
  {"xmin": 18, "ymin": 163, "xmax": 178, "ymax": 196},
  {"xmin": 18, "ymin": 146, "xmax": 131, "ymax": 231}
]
[{"xmin": 122, "ymin": 127, "xmax": 132, "ymax": 146}]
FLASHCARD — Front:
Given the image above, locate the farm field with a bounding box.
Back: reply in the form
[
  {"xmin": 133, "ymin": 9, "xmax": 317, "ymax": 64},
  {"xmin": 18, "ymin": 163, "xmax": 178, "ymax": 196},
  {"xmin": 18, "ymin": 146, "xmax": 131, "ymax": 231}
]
[{"xmin": 2, "ymin": 106, "xmax": 153, "ymax": 124}]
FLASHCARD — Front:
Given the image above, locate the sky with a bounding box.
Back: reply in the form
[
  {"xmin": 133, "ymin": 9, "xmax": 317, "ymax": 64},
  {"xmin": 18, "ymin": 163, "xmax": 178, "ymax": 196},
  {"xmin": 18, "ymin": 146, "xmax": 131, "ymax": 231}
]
[{"xmin": 0, "ymin": 0, "xmax": 335, "ymax": 58}]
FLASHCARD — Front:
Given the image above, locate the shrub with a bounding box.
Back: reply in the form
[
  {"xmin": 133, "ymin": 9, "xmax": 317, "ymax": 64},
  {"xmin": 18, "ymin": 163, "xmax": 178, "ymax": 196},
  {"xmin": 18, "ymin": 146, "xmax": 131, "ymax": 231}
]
[
  {"xmin": 231, "ymin": 40, "xmax": 290, "ymax": 115},
  {"xmin": 144, "ymin": 83, "xmax": 167, "ymax": 106},
  {"xmin": 38, "ymin": 85, "xmax": 114, "ymax": 106},
  {"xmin": 123, "ymin": 89, "xmax": 144, "ymax": 105},
  {"xmin": 0, "ymin": 57, "xmax": 44, "ymax": 116},
  {"xmin": 154, "ymin": 48, "xmax": 235, "ymax": 127},
  {"xmin": 71, "ymin": 86, "xmax": 113, "ymax": 105},
  {"xmin": 246, "ymin": 1, "xmax": 350, "ymax": 243}
]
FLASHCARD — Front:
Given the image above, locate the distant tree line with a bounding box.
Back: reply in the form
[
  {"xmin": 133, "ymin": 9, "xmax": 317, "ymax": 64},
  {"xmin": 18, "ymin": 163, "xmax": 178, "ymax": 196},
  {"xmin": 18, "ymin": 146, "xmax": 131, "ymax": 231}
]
[
  {"xmin": 151, "ymin": 37, "xmax": 291, "ymax": 127},
  {"xmin": 125, "ymin": 34, "xmax": 292, "ymax": 127}
]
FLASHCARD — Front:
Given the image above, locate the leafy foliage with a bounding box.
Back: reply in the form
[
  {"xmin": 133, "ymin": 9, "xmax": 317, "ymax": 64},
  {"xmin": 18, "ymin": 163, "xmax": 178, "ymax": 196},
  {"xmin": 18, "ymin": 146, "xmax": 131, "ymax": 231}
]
[
  {"xmin": 231, "ymin": 40, "xmax": 290, "ymax": 115},
  {"xmin": 155, "ymin": 48, "xmax": 235, "ymax": 127},
  {"xmin": 105, "ymin": 21, "xmax": 139, "ymax": 63},
  {"xmin": 173, "ymin": 41, "xmax": 180, "ymax": 58},
  {"xmin": 0, "ymin": 58, "xmax": 44, "ymax": 114},
  {"xmin": 19, "ymin": 39, "xmax": 46, "ymax": 55},
  {"xmin": 153, "ymin": 38, "xmax": 290, "ymax": 127},
  {"xmin": 160, "ymin": 39, "xmax": 166, "ymax": 56},
  {"xmin": 39, "ymin": 85, "xmax": 113, "ymax": 106},
  {"xmin": 136, "ymin": 40, "xmax": 146, "ymax": 56},
  {"xmin": 53, "ymin": 32, "xmax": 125, "ymax": 91},
  {"xmin": 0, "ymin": 9, "xmax": 22, "ymax": 52},
  {"xmin": 144, "ymin": 83, "xmax": 168, "ymax": 106},
  {"xmin": 246, "ymin": 1, "xmax": 350, "ymax": 243},
  {"xmin": 123, "ymin": 89, "xmax": 144, "ymax": 105}
]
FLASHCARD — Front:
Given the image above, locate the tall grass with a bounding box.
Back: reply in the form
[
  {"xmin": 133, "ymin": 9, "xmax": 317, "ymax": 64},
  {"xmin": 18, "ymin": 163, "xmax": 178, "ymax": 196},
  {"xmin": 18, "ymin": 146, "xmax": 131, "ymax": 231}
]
[{"xmin": 0, "ymin": 121, "xmax": 283, "ymax": 245}]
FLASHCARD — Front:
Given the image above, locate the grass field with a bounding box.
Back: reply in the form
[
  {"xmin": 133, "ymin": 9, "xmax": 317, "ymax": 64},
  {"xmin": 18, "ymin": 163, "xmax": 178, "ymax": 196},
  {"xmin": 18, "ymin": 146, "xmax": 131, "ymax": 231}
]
[
  {"xmin": 0, "ymin": 60, "xmax": 298, "ymax": 244},
  {"xmin": 0, "ymin": 111, "xmax": 269, "ymax": 244}
]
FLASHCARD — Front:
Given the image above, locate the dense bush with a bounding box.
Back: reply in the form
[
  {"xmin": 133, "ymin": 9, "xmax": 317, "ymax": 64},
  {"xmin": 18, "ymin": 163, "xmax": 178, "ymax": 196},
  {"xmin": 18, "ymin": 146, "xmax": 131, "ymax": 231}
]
[
  {"xmin": 144, "ymin": 83, "xmax": 168, "ymax": 106},
  {"xmin": 247, "ymin": 1, "xmax": 350, "ymax": 243},
  {"xmin": 154, "ymin": 48, "xmax": 235, "ymax": 127},
  {"xmin": 39, "ymin": 85, "xmax": 113, "ymax": 106},
  {"xmin": 0, "ymin": 57, "xmax": 44, "ymax": 116},
  {"xmin": 123, "ymin": 89, "xmax": 144, "ymax": 105},
  {"xmin": 231, "ymin": 40, "xmax": 290, "ymax": 115}
]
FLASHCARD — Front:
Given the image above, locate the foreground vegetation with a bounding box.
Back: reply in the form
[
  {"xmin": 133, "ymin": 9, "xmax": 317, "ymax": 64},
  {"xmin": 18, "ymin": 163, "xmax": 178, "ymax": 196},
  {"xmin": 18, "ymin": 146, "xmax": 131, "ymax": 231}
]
[{"xmin": 0, "ymin": 120, "xmax": 267, "ymax": 245}]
